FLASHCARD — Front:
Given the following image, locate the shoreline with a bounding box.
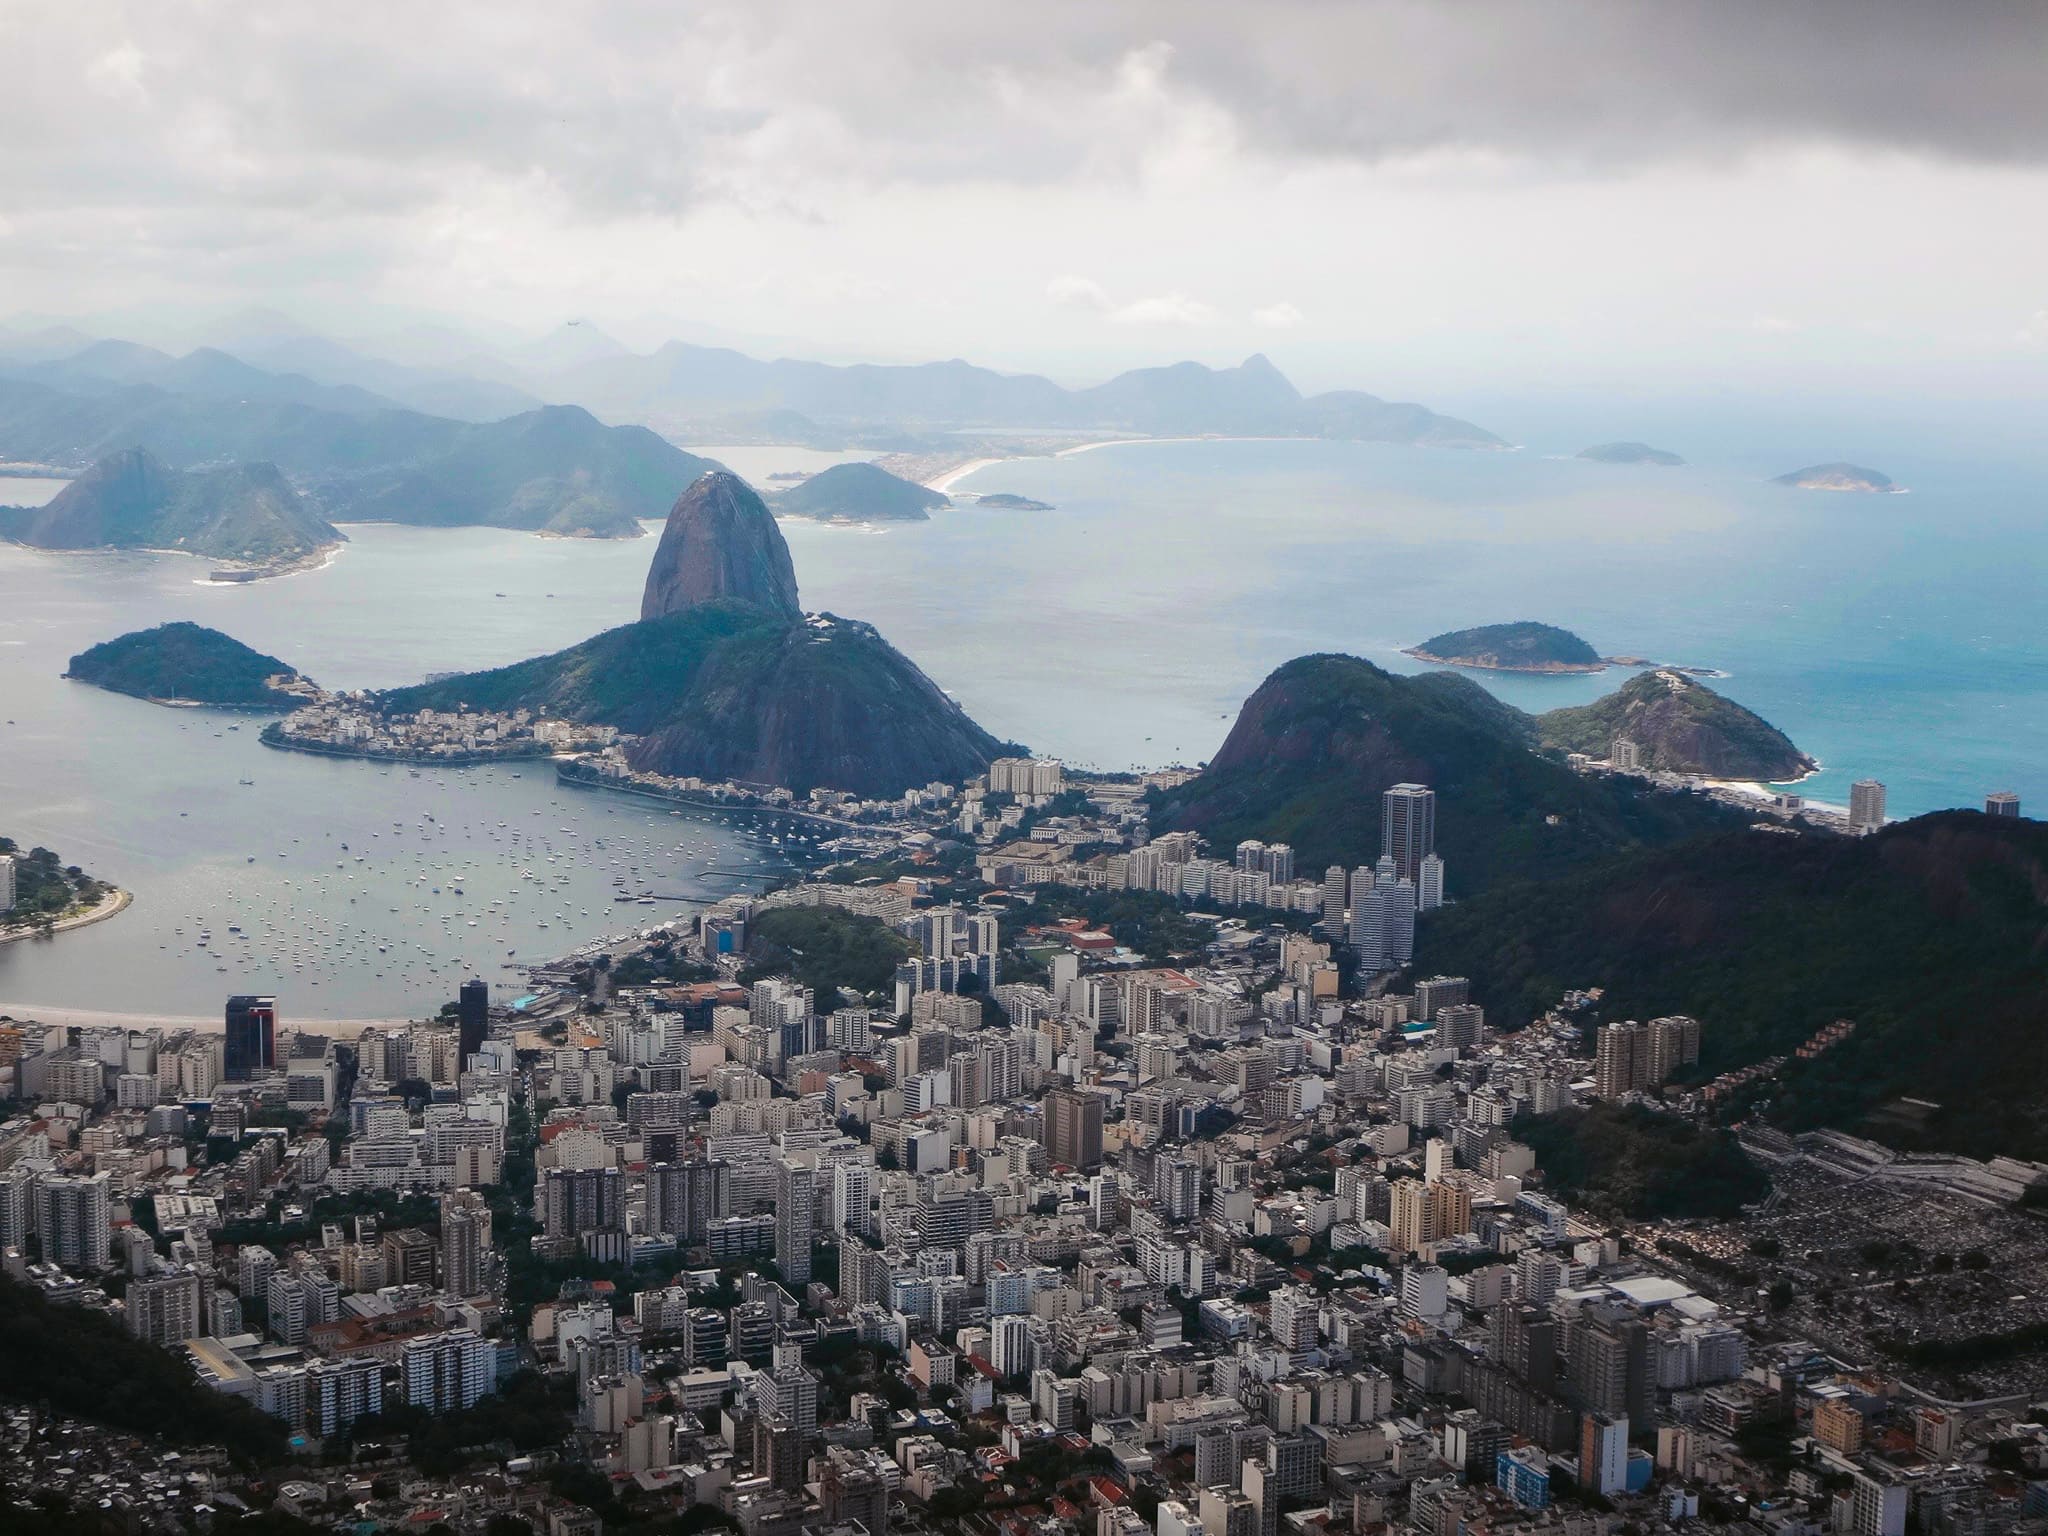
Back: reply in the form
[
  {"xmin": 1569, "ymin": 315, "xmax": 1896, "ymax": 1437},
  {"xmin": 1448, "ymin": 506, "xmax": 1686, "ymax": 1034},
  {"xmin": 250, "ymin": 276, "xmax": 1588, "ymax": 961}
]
[
  {"xmin": 922, "ymin": 456, "xmax": 1008, "ymax": 494},
  {"xmin": 0, "ymin": 885, "xmax": 133, "ymax": 947},
  {"xmin": 1402, "ymin": 647, "xmax": 1607, "ymax": 675},
  {"xmin": 0, "ymin": 1001, "xmax": 413, "ymax": 1038}
]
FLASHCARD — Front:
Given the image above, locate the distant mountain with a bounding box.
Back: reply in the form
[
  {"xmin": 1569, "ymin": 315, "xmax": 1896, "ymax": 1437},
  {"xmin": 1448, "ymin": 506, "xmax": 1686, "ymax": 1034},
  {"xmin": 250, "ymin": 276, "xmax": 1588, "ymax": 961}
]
[
  {"xmin": 7, "ymin": 340, "xmax": 405, "ymax": 415},
  {"xmin": 1579, "ymin": 441, "xmax": 1685, "ymax": 466},
  {"xmin": 67, "ymin": 621, "xmax": 309, "ymax": 708},
  {"xmin": 233, "ymin": 335, "xmax": 546, "ymax": 423},
  {"xmin": 384, "ymin": 470, "xmax": 1010, "ymax": 796},
  {"xmin": 543, "ymin": 343, "xmax": 1504, "ymax": 447},
  {"xmin": 1537, "ymin": 670, "xmax": 1813, "ymax": 781},
  {"xmin": 1415, "ymin": 812, "xmax": 2048, "ymax": 1159},
  {"xmin": 0, "ymin": 371, "xmax": 714, "ymax": 539},
  {"xmin": 318, "ymin": 404, "xmax": 713, "ymax": 540},
  {"xmin": 642, "ymin": 471, "xmax": 802, "ymax": 620},
  {"xmin": 1407, "ymin": 621, "xmax": 1604, "ymax": 673},
  {"xmin": 772, "ymin": 462, "xmax": 950, "ymax": 522},
  {"xmin": 1773, "ymin": 462, "xmax": 1900, "ymax": 493},
  {"xmin": 0, "ymin": 449, "xmax": 342, "ymax": 566},
  {"xmin": 1152, "ymin": 654, "xmax": 1742, "ymax": 889}
]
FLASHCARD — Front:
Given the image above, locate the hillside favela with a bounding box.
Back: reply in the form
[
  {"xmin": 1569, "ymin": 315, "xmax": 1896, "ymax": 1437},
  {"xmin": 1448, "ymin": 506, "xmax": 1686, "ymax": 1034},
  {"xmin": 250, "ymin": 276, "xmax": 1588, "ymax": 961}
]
[{"xmin": 8, "ymin": 10, "xmax": 2048, "ymax": 1536}]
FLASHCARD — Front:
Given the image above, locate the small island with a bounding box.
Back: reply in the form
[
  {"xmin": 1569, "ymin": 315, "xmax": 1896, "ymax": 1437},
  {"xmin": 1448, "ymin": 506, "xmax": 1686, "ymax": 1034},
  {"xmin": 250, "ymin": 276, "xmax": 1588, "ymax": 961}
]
[
  {"xmin": 973, "ymin": 492, "xmax": 1055, "ymax": 511},
  {"xmin": 1773, "ymin": 462, "xmax": 1902, "ymax": 494},
  {"xmin": 770, "ymin": 462, "xmax": 950, "ymax": 522},
  {"xmin": 1578, "ymin": 441, "xmax": 1685, "ymax": 466},
  {"xmin": 1406, "ymin": 621, "xmax": 1606, "ymax": 674},
  {"xmin": 66, "ymin": 622, "xmax": 317, "ymax": 710}
]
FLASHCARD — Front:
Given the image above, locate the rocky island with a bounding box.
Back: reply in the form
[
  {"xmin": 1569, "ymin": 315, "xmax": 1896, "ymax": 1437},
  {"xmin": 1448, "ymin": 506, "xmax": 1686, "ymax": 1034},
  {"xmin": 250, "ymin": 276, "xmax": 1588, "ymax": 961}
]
[
  {"xmin": 1773, "ymin": 462, "xmax": 1902, "ymax": 493},
  {"xmin": 973, "ymin": 492, "xmax": 1055, "ymax": 510},
  {"xmin": 1537, "ymin": 668, "xmax": 1814, "ymax": 781},
  {"xmin": 1578, "ymin": 441, "xmax": 1685, "ymax": 466},
  {"xmin": 66, "ymin": 622, "xmax": 315, "ymax": 709},
  {"xmin": 770, "ymin": 462, "xmax": 950, "ymax": 522},
  {"xmin": 1406, "ymin": 621, "xmax": 1606, "ymax": 673},
  {"xmin": 0, "ymin": 448, "xmax": 344, "ymax": 573}
]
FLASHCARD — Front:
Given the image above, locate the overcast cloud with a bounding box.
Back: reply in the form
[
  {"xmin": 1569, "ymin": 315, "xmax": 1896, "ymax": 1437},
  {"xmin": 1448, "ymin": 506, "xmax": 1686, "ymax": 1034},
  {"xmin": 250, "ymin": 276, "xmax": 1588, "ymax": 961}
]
[{"xmin": 2, "ymin": 0, "xmax": 2045, "ymax": 396}]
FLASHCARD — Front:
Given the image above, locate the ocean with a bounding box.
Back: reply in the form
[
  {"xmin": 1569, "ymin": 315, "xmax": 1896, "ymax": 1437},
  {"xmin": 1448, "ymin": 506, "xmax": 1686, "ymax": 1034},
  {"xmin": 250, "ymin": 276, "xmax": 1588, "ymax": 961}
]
[{"xmin": 0, "ymin": 435, "xmax": 2039, "ymax": 1017}]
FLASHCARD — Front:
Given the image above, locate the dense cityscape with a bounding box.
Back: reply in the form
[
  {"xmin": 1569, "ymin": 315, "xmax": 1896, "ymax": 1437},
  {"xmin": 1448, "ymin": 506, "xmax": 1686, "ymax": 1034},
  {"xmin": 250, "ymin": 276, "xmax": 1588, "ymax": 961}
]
[{"xmin": 4, "ymin": 758, "xmax": 2046, "ymax": 1536}]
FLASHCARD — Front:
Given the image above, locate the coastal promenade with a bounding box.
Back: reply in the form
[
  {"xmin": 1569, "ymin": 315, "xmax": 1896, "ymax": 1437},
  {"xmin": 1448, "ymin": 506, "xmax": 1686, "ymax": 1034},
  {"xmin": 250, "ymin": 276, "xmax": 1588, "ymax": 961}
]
[{"xmin": 0, "ymin": 886, "xmax": 132, "ymax": 947}]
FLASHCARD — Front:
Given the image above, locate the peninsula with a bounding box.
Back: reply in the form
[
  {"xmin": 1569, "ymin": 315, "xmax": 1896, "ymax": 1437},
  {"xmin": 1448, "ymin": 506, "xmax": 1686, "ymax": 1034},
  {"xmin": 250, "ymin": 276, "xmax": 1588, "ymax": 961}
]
[
  {"xmin": 66, "ymin": 622, "xmax": 316, "ymax": 709},
  {"xmin": 0, "ymin": 448, "xmax": 344, "ymax": 572},
  {"xmin": 270, "ymin": 471, "xmax": 1014, "ymax": 795},
  {"xmin": 0, "ymin": 835, "xmax": 126, "ymax": 941},
  {"xmin": 1537, "ymin": 668, "xmax": 1815, "ymax": 781},
  {"xmin": 1773, "ymin": 462, "xmax": 1902, "ymax": 493},
  {"xmin": 1578, "ymin": 441, "xmax": 1685, "ymax": 466},
  {"xmin": 1406, "ymin": 621, "xmax": 1605, "ymax": 673}
]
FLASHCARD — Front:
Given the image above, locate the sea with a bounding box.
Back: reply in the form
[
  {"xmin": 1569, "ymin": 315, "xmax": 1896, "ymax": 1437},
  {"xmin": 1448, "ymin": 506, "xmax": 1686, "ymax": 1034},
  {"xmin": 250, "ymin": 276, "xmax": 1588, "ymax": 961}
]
[{"xmin": 1, "ymin": 434, "xmax": 2042, "ymax": 1020}]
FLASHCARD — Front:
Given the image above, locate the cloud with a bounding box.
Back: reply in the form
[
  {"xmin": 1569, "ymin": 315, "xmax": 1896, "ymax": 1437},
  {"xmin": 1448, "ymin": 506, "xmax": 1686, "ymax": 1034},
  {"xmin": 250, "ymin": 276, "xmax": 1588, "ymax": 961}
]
[
  {"xmin": 1108, "ymin": 292, "xmax": 1217, "ymax": 327},
  {"xmin": 1047, "ymin": 275, "xmax": 1113, "ymax": 312},
  {"xmin": 1252, "ymin": 301, "xmax": 1303, "ymax": 329},
  {"xmin": 1048, "ymin": 276, "xmax": 1216, "ymax": 326}
]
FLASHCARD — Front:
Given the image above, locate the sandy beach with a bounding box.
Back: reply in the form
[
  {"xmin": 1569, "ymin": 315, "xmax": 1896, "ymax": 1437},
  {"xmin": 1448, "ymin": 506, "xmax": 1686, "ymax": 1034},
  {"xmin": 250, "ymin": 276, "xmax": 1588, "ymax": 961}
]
[{"xmin": 922, "ymin": 456, "xmax": 1008, "ymax": 494}]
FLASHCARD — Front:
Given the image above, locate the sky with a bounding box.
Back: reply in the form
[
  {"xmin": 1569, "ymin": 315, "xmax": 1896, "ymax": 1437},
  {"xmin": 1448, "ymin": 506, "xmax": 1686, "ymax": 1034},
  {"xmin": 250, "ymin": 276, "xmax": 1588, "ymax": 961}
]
[{"xmin": 3, "ymin": 0, "xmax": 2047, "ymax": 402}]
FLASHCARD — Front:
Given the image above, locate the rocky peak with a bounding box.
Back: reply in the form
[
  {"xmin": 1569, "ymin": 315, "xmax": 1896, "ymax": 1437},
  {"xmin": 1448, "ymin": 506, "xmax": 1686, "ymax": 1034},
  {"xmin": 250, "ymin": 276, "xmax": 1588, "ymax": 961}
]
[{"xmin": 640, "ymin": 470, "xmax": 801, "ymax": 622}]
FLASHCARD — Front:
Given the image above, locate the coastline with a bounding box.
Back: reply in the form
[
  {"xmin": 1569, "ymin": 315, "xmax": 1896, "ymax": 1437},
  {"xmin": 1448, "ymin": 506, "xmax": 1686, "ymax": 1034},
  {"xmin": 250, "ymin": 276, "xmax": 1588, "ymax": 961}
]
[
  {"xmin": 0, "ymin": 885, "xmax": 132, "ymax": 948},
  {"xmin": 1402, "ymin": 647, "xmax": 1607, "ymax": 675},
  {"xmin": 0, "ymin": 1000, "xmax": 409, "ymax": 1038},
  {"xmin": 923, "ymin": 456, "xmax": 1008, "ymax": 494}
]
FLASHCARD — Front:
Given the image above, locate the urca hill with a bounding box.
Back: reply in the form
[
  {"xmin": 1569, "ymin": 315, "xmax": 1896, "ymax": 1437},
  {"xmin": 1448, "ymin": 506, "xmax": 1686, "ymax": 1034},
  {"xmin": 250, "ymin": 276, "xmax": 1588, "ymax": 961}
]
[{"xmin": 384, "ymin": 471, "xmax": 1013, "ymax": 797}]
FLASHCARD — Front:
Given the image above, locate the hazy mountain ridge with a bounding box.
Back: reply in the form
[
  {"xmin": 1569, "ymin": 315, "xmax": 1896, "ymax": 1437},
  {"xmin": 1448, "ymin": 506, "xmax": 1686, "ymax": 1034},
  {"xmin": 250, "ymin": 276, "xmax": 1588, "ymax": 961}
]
[{"xmin": 0, "ymin": 448, "xmax": 343, "ymax": 566}]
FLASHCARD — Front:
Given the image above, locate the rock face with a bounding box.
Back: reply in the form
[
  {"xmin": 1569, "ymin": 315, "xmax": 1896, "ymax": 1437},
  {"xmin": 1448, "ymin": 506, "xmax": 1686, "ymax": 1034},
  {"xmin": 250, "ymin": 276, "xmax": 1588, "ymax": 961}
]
[
  {"xmin": 1537, "ymin": 670, "xmax": 1813, "ymax": 780},
  {"xmin": 640, "ymin": 471, "xmax": 802, "ymax": 621},
  {"xmin": 4, "ymin": 449, "xmax": 343, "ymax": 565},
  {"xmin": 1772, "ymin": 462, "xmax": 1899, "ymax": 493}
]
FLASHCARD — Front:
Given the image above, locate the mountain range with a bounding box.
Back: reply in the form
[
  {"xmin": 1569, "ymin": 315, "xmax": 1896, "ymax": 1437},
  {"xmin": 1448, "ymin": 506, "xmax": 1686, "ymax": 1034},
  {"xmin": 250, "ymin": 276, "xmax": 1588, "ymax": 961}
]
[{"xmin": 2, "ymin": 316, "xmax": 1505, "ymax": 452}]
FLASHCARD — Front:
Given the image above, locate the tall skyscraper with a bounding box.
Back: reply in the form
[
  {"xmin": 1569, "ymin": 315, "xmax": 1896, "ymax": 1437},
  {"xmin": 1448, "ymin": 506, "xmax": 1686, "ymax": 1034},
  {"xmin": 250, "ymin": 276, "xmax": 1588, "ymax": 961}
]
[
  {"xmin": 775, "ymin": 1157, "xmax": 816, "ymax": 1286},
  {"xmin": 543, "ymin": 1166, "xmax": 623, "ymax": 1239},
  {"xmin": 440, "ymin": 1189, "xmax": 492, "ymax": 1299},
  {"xmin": 39, "ymin": 1171, "xmax": 110, "ymax": 1271},
  {"xmin": 128, "ymin": 1268, "xmax": 204, "ymax": 1346},
  {"xmin": 1987, "ymin": 791, "xmax": 2021, "ymax": 818},
  {"xmin": 1417, "ymin": 853, "xmax": 1446, "ymax": 912},
  {"xmin": 403, "ymin": 1329, "xmax": 497, "ymax": 1413},
  {"xmin": 647, "ymin": 1159, "xmax": 728, "ymax": 1245},
  {"xmin": 1381, "ymin": 783, "xmax": 1437, "ymax": 882},
  {"xmin": 1043, "ymin": 1087, "xmax": 1104, "ymax": 1171},
  {"xmin": 1850, "ymin": 779, "xmax": 1887, "ymax": 834},
  {"xmin": 457, "ymin": 978, "xmax": 489, "ymax": 1064},
  {"xmin": 223, "ymin": 995, "xmax": 277, "ymax": 1081}
]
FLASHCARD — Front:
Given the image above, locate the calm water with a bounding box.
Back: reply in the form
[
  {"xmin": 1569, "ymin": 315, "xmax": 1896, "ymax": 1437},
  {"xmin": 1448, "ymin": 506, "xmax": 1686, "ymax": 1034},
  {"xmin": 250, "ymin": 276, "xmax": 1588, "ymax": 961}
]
[
  {"xmin": 0, "ymin": 436, "xmax": 2040, "ymax": 1016},
  {"xmin": 785, "ymin": 439, "xmax": 2048, "ymax": 817},
  {"xmin": 0, "ymin": 531, "xmax": 794, "ymax": 1021}
]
